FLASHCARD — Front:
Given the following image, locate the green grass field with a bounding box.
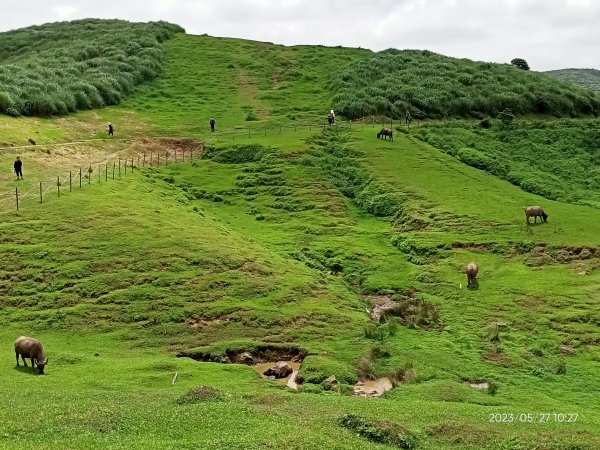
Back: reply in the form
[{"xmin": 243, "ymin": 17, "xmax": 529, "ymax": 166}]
[{"xmin": 1, "ymin": 26, "xmax": 599, "ymax": 450}]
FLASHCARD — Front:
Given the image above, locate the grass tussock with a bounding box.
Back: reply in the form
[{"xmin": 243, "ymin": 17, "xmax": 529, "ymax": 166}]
[{"xmin": 176, "ymin": 385, "xmax": 226, "ymax": 404}]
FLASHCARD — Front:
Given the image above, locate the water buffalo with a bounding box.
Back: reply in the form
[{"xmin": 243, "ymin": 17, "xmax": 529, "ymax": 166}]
[
  {"xmin": 15, "ymin": 336, "xmax": 48, "ymax": 374},
  {"xmin": 524, "ymin": 206, "xmax": 548, "ymax": 224},
  {"xmin": 377, "ymin": 128, "xmax": 393, "ymax": 141},
  {"xmin": 466, "ymin": 262, "xmax": 478, "ymax": 288}
]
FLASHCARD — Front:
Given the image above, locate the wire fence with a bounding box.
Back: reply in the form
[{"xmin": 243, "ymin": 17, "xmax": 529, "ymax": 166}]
[
  {"xmin": 0, "ymin": 115, "xmax": 419, "ymax": 212},
  {"xmin": 1, "ymin": 140, "xmax": 203, "ymax": 212}
]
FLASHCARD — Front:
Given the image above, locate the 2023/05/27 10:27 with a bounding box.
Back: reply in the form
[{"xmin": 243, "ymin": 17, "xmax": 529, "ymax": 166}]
[{"xmin": 489, "ymin": 413, "xmax": 579, "ymax": 424}]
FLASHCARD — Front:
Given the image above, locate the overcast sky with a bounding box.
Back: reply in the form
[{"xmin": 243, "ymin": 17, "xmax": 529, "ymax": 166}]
[{"xmin": 1, "ymin": 0, "xmax": 599, "ymax": 71}]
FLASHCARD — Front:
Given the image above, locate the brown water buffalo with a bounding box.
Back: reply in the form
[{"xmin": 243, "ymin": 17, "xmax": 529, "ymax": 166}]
[
  {"xmin": 377, "ymin": 128, "xmax": 393, "ymax": 141},
  {"xmin": 466, "ymin": 262, "xmax": 478, "ymax": 288},
  {"xmin": 524, "ymin": 206, "xmax": 548, "ymax": 224},
  {"xmin": 15, "ymin": 336, "xmax": 48, "ymax": 374}
]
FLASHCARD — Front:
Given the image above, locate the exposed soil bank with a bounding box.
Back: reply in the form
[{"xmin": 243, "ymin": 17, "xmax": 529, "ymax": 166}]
[{"xmin": 177, "ymin": 345, "xmax": 307, "ymax": 365}]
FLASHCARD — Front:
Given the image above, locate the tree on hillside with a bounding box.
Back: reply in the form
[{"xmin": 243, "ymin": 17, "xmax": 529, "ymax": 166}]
[{"xmin": 511, "ymin": 58, "xmax": 530, "ymax": 71}]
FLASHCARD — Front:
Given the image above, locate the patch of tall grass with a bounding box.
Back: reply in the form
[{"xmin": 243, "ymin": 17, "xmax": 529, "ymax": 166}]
[
  {"xmin": 0, "ymin": 19, "xmax": 183, "ymax": 116},
  {"xmin": 330, "ymin": 49, "xmax": 600, "ymax": 119}
]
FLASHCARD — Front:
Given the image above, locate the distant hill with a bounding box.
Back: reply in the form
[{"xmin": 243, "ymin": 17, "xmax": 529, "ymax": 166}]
[
  {"xmin": 330, "ymin": 49, "xmax": 600, "ymax": 119},
  {"xmin": 0, "ymin": 19, "xmax": 183, "ymax": 116},
  {"xmin": 545, "ymin": 68, "xmax": 600, "ymax": 92}
]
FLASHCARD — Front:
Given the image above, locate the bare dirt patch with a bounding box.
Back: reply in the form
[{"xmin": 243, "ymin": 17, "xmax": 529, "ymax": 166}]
[
  {"xmin": 481, "ymin": 348, "xmax": 511, "ymax": 367},
  {"xmin": 188, "ymin": 318, "xmax": 222, "ymax": 328},
  {"xmin": 353, "ymin": 377, "xmax": 393, "ymax": 397},
  {"xmin": 253, "ymin": 361, "xmax": 301, "ymax": 390},
  {"xmin": 133, "ymin": 137, "xmax": 203, "ymax": 157}
]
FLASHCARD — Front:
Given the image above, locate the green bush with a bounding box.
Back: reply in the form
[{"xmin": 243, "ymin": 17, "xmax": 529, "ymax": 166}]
[
  {"xmin": 339, "ymin": 414, "xmax": 419, "ymax": 449},
  {"xmin": 0, "ymin": 19, "xmax": 183, "ymax": 116}
]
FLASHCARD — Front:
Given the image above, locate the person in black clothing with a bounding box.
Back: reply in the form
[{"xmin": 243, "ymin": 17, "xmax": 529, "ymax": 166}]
[
  {"xmin": 14, "ymin": 156, "xmax": 23, "ymax": 180},
  {"xmin": 108, "ymin": 122, "xmax": 114, "ymax": 137},
  {"xmin": 209, "ymin": 117, "xmax": 215, "ymax": 132}
]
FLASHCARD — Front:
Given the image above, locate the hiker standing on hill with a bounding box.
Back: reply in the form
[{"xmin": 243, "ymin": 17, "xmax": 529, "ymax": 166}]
[
  {"xmin": 327, "ymin": 113, "xmax": 333, "ymax": 126},
  {"xmin": 405, "ymin": 111, "xmax": 412, "ymax": 126},
  {"xmin": 330, "ymin": 109, "xmax": 335, "ymax": 123},
  {"xmin": 209, "ymin": 116, "xmax": 216, "ymax": 132},
  {"xmin": 108, "ymin": 122, "xmax": 114, "ymax": 137},
  {"xmin": 14, "ymin": 156, "xmax": 23, "ymax": 180}
]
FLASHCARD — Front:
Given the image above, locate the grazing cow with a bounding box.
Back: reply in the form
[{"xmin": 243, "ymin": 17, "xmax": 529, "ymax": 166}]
[
  {"xmin": 377, "ymin": 128, "xmax": 393, "ymax": 141},
  {"xmin": 466, "ymin": 262, "xmax": 478, "ymax": 288},
  {"xmin": 524, "ymin": 206, "xmax": 548, "ymax": 224},
  {"xmin": 14, "ymin": 336, "xmax": 48, "ymax": 374}
]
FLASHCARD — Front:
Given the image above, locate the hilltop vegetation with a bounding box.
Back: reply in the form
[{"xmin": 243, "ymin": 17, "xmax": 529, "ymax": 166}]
[
  {"xmin": 0, "ymin": 19, "xmax": 183, "ymax": 117},
  {"xmin": 546, "ymin": 68, "xmax": 600, "ymax": 92},
  {"xmin": 330, "ymin": 49, "xmax": 600, "ymax": 119}
]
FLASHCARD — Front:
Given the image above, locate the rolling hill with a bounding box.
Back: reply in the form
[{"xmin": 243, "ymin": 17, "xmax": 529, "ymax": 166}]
[
  {"xmin": 0, "ymin": 20, "xmax": 599, "ymax": 450},
  {"xmin": 546, "ymin": 68, "xmax": 600, "ymax": 92}
]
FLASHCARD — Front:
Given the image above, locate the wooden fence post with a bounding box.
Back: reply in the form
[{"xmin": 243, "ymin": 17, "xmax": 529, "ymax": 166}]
[
  {"xmin": 79, "ymin": 167, "xmax": 82, "ymax": 188},
  {"xmin": 40, "ymin": 181, "xmax": 42, "ymax": 203},
  {"xmin": 57, "ymin": 176, "xmax": 60, "ymax": 197},
  {"xmin": 105, "ymin": 165, "xmax": 108, "ymax": 181}
]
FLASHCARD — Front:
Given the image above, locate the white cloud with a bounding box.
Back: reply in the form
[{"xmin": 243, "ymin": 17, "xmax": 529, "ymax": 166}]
[
  {"xmin": 1, "ymin": 0, "xmax": 599, "ymax": 70},
  {"xmin": 51, "ymin": 5, "xmax": 78, "ymax": 19}
]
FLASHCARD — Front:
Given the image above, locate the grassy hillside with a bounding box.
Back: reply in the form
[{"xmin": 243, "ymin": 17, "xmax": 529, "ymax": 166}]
[
  {"xmin": 119, "ymin": 33, "xmax": 371, "ymax": 133},
  {"xmin": 415, "ymin": 118, "xmax": 600, "ymax": 206},
  {"xmin": 546, "ymin": 68, "xmax": 600, "ymax": 92},
  {"xmin": 330, "ymin": 49, "xmax": 600, "ymax": 119},
  {"xmin": 1, "ymin": 27, "xmax": 599, "ymax": 450},
  {"xmin": 0, "ymin": 19, "xmax": 183, "ymax": 116}
]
